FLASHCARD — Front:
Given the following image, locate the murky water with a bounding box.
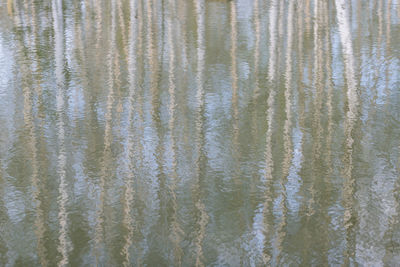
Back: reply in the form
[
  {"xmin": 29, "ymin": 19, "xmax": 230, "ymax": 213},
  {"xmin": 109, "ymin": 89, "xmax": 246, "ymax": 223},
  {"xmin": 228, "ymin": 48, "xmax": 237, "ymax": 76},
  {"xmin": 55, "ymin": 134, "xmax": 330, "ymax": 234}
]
[{"xmin": 0, "ymin": 0, "xmax": 399, "ymax": 266}]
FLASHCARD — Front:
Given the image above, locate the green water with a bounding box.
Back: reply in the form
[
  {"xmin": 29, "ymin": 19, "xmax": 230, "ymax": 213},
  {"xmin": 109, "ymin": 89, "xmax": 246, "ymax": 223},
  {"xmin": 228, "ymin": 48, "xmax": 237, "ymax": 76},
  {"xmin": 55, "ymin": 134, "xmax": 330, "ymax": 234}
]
[{"xmin": 0, "ymin": 0, "xmax": 399, "ymax": 266}]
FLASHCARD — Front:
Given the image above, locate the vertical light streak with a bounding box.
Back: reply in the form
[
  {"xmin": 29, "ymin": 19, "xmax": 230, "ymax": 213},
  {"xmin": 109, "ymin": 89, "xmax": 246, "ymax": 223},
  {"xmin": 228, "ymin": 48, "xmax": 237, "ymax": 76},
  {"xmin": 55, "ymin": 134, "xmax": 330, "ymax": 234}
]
[
  {"xmin": 166, "ymin": 0, "xmax": 183, "ymax": 265},
  {"xmin": 139, "ymin": 0, "xmax": 163, "ymax": 261},
  {"xmin": 84, "ymin": 0, "xmax": 91, "ymax": 42},
  {"xmin": 268, "ymin": 0, "xmax": 278, "ymax": 82},
  {"xmin": 365, "ymin": 0, "xmax": 379, "ymax": 134},
  {"xmin": 247, "ymin": 1, "xmax": 265, "ymax": 263},
  {"xmin": 117, "ymin": 0, "xmax": 129, "ymax": 58},
  {"xmin": 307, "ymin": 0, "xmax": 324, "ymax": 218},
  {"xmin": 323, "ymin": 5, "xmax": 337, "ymax": 263},
  {"xmin": 380, "ymin": 3, "xmax": 397, "ymax": 263},
  {"xmin": 384, "ymin": 0, "xmax": 392, "ymax": 107},
  {"xmin": 7, "ymin": 0, "xmax": 13, "ymax": 15},
  {"xmin": 398, "ymin": 0, "xmax": 400, "ymax": 18},
  {"xmin": 261, "ymin": 0, "xmax": 279, "ymax": 264},
  {"xmin": 373, "ymin": 0, "xmax": 383, "ymax": 103},
  {"xmin": 94, "ymin": 0, "xmax": 103, "ymax": 50},
  {"xmin": 335, "ymin": 0, "xmax": 358, "ymax": 264},
  {"xmin": 252, "ymin": 0, "xmax": 261, "ymax": 101},
  {"xmin": 276, "ymin": 0, "xmax": 284, "ymax": 71},
  {"xmin": 335, "ymin": 0, "xmax": 358, "ymax": 131},
  {"xmin": 0, "ymin": 165, "xmax": 9, "ymax": 266},
  {"xmin": 305, "ymin": 0, "xmax": 311, "ymax": 34},
  {"xmin": 355, "ymin": 0, "xmax": 362, "ymax": 72},
  {"xmin": 24, "ymin": 2, "xmax": 47, "ymax": 264},
  {"xmin": 29, "ymin": 0, "xmax": 44, "ymax": 102},
  {"xmin": 230, "ymin": 0, "xmax": 239, "ymax": 150},
  {"xmin": 175, "ymin": 0, "xmax": 190, "ymax": 153},
  {"xmin": 250, "ymin": 0, "xmax": 261, "ymax": 142},
  {"xmin": 336, "ymin": 0, "xmax": 357, "ymax": 101},
  {"xmin": 325, "ymin": 0, "xmax": 335, "ymax": 189},
  {"xmin": 146, "ymin": 0, "xmax": 158, "ymax": 105},
  {"xmin": 176, "ymin": 0, "xmax": 189, "ymax": 70},
  {"xmin": 21, "ymin": 48, "xmax": 47, "ymax": 267},
  {"xmin": 23, "ymin": 0, "xmax": 31, "ymax": 29},
  {"xmin": 134, "ymin": 1, "xmax": 145, "ymax": 263},
  {"xmin": 275, "ymin": 1, "xmax": 294, "ymax": 264},
  {"xmin": 26, "ymin": 84, "xmax": 48, "ymax": 267},
  {"xmin": 52, "ymin": 0, "xmax": 71, "ymax": 265},
  {"xmin": 11, "ymin": 0, "xmax": 21, "ymax": 26},
  {"xmin": 94, "ymin": 0, "xmax": 116, "ymax": 264},
  {"xmin": 121, "ymin": 0, "xmax": 137, "ymax": 265},
  {"xmin": 296, "ymin": 0, "xmax": 306, "ymax": 179},
  {"xmin": 193, "ymin": 0, "xmax": 208, "ymax": 266}
]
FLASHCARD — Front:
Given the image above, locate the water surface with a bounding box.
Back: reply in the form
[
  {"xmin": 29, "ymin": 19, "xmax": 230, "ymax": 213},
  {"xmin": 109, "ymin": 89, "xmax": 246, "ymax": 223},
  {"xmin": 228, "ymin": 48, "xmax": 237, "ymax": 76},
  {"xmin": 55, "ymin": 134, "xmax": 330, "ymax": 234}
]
[{"xmin": 0, "ymin": 0, "xmax": 400, "ymax": 266}]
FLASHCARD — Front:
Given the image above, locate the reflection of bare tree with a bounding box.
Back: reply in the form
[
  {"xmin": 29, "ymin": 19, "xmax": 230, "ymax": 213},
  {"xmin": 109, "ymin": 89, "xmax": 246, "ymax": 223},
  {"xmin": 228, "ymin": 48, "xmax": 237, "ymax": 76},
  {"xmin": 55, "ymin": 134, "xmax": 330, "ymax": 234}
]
[
  {"xmin": 11, "ymin": 3, "xmax": 50, "ymax": 265},
  {"xmin": 229, "ymin": 1, "xmax": 245, "ymax": 245},
  {"xmin": 296, "ymin": 0, "xmax": 306, "ymax": 182},
  {"xmin": 24, "ymin": 76, "xmax": 48, "ymax": 267},
  {"xmin": 381, "ymin": 3, "xmax": 398, "ymax": 264},
  {"xmin": 0, "ymin": 164, "xmax": 9, "ymax": 265},
  {"xmin": 114, "ymin": 44, "xmax": 124, "ymax": 122},
  {"xmin": 10, "ymin": 0, "xmax": 21, "ymax": 25},
  {"xmin": 376, "ymin": 0, "xmax": 384, "ymax": 99},
  {"xmin": 325, "ymin": 0, "xmax": 334, "ymax": 181},
  {"xmin": 94, "ymin": 0, "xmax": 116, "ymax": 264},
  {"xmin": 307, "ymin": 0, "xmax": 324, "ymax": 219},
  {"xmin": 276, "ymin": 0, "xmax": 284, "ymax": 73},
  {"xmin": 268, "ymin": 0, "xmax": 278, "ymax": 82},
  {"xmin": 135, "ymin": 0, "xmax": 145, "ymax": 237},
  {"xmin": 385, "ymin": 147, "xmax": 400, "ymax": 263},
  {"xmin": 166, "ymin": 0, "xmax": 183, "ymax": 265},
  {"xmin": 252, "ymin": 0, "xmax": 260, "ymax": 101},
  {"xmin": 259, "ymin": 0, "xmax": 279, "ymax": 264},
  {"xmin": 129, "ymin": 2, "xmax": 146, "ymax": 263},
  {"xmin": 176, "ymin": 0, "xmax": 188, "ymax": 70},
  {"xmin": 323, "ymin": 12, "xmax": 337, "ymax": 260},
  {"xmin": 7, "ymin": 0, "xmax": 13, "ymax": 15},
  {"xmin": 94, "ymin": 0, "xmax": 103, "ymax": 51},
  {"xmin": 304, "ymin": 0, "xmax": 311, "ymax": 35},
  {"xmin": 335, "ymin": 0, "xmax": 359, "ymax": 264},
  {"xmin": 21, "ymin": 20, "xmax": 49, "ymax": 267},
  {"xmin": 230, "ymin": 0, "xmax": 239, "ymax": 152},
  {"xmin": 175, "ymin": 0, "xmax": 190, "ymax": 154},
  {"xmin": 146, "ymin": 0, "xmax": 160, "ymax": 119},
  {"xmin": 74, "ymin": 8, "xmax": 107, "ymax": 260},
  {"xmin": 398, "ymin": 0, "xmax": 400, "ymax": 18},
  {"xmin": 384, "ymin": 0, "xmax": 392, "ymax": 109},
  {"xmin": 193, "ymin": 1, "xmax": 208, "ymax": 266},
  {"xmin": 121, "ymin": 1, "xmax": 137, "ymax": 266},
  {"xmin": 146, "ymin": 0, "xmax": 169, "ymax": 264},
  {"xmin": 247, "ymin": 1, "xmax": 265, "ymax": 263},
  {"xmin": 275, "ymin": 1, "xmax": 294, "ymax": 264},
  {"xmin": 355, "ymin": 0, "xmax": 362, "ymax": 72},
  {"xmin": 52, "ymin": 0, "xmax": 72, "ymax": 265},
  {"xmin": 136, "ymin": 0, "xmax": 164, "ymax": 262},
  {"xmin": 249, "ymin": 0, "xmax": 261, "ymax": 143},
  {"xmin": 117, "ymin": 0, "xmax": 128, "ymax": 58}
]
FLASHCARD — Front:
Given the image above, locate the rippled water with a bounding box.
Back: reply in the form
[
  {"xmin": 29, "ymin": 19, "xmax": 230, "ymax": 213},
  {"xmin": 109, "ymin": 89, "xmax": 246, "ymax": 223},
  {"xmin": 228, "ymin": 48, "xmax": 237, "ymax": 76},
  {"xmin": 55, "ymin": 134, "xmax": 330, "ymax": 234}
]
[{"xmin": 0, "ymin": 0, "xmax": 400, "ymax": 266}]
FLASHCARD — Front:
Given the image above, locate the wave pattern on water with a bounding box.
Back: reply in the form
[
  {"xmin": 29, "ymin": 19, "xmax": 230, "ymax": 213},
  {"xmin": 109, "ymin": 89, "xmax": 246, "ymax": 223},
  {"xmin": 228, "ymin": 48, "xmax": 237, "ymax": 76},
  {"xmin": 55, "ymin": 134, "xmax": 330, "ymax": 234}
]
[{"xmin": 0, "ymin": 0, "xmax": 399, "ymax": 265}]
